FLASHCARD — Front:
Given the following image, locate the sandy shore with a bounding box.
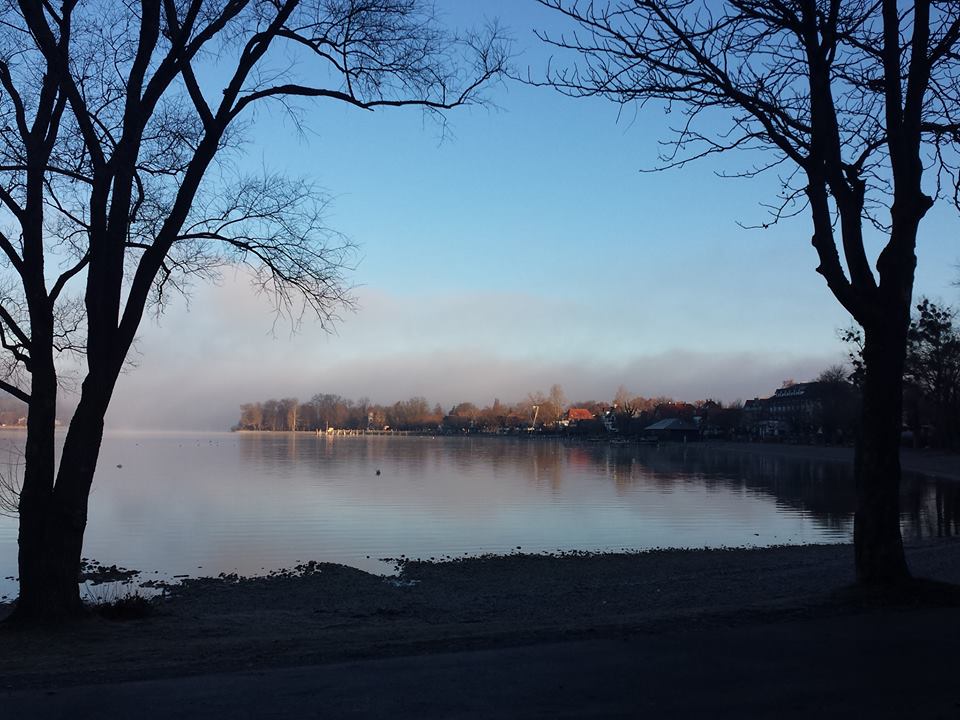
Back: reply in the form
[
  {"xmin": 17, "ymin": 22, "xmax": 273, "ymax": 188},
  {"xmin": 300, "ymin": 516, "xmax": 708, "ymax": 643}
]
[{"xmin": 2, "ymin": 538, "xmax": 959, "ymax": 690}]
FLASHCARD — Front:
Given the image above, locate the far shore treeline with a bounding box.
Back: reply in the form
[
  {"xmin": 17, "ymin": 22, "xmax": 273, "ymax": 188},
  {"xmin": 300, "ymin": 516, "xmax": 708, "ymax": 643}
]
[
  {"xmin": 237, "ymin": 296, "xmax": 960, "ymax": 449},
  {"xmin": 237, "ymin": 385, "xmax": 606, "ymax": 435},
  {"xmin": 236, "ymin": 378, "xmax": 861, "ymax": 440},
  {"xmin": 233, "ymin": 377, "xmax": 860, "ymax": 443}
]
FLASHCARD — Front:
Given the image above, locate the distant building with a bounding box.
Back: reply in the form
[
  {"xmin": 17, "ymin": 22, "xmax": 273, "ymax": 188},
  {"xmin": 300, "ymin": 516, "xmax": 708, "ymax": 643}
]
[
  {"xmin": 653, "ymin": 402, "xmax": 697, "ymax": 422},
  {"xmin": 643, "ymin": 418, "xmax": 699, "ymax": 442},
  {"xmin": 564, "ymin": 408, "xmax": 595, "ymax": 423},
  {"xmin": 741, "ymin": 381, "xmax": 858, "ymax": 442},
  {"xmin": 767, "ymin": 382, "xmax": 831, "ymax": 434}
]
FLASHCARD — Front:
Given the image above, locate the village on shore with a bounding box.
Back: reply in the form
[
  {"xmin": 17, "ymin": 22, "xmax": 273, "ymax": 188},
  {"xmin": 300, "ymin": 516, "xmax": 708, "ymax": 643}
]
[{"xmin": 236, "ymin": 372, "xmax": 868, "ymax": 446}]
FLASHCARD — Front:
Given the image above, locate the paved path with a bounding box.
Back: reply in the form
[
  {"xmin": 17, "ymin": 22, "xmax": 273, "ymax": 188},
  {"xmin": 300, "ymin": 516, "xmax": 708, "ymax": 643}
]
[{"xmin": 4, "ymin": 608, "xmax": 959, "ymax": 719}]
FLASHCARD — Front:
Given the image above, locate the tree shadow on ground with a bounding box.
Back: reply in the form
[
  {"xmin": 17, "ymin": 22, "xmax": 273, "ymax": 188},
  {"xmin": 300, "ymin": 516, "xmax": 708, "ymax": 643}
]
[{"xmin": 831, "ymin": 577, "xmax": 960, "ymax": 609}]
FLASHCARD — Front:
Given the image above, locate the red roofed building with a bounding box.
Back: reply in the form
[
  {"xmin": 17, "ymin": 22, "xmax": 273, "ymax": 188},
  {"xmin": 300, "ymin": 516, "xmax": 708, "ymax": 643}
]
[{"xmin": 565, "ymin": 408, "xmax": 595, "ymax": 423}]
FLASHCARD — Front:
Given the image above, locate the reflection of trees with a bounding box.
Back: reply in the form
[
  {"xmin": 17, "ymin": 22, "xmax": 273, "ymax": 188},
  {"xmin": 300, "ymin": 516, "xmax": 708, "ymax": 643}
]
[
  {"xmin": 936, "ymin": 482, "xmax": 960, "ymax": 538},
  {"xmin": 234, "ymin": 435, "xmax": 952, "ymax": 541},
  {"xmin": 598, "ymin": 445, "xmax": 954, "ymax": 542},
  {"xmin": 527, "ymin": 443, "xmax": 854, "ymax": 536},
  {"xmin": 578, "ymin": 444, "xmax": 856, "ymax": 534},
  {"xmin": 900, "ymin": 476, "xmax": 960, "ymax": 541},
  {"xmin": 236, "ymin": 435, "xmax": 570, "ymax": 491},
  {"xmin": 446, "ymin": 438, "xmax": 566, "ymax": 492}
]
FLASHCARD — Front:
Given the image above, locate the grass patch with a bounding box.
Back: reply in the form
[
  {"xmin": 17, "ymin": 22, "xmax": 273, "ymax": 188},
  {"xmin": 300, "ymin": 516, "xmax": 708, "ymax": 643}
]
[
  {"xmin": 90, "ymin": 592, "xmax": 154, "ymax": 621},
  {"xmin": 83, "ymin": 581, "xmax": 155, "ymax": 621}
]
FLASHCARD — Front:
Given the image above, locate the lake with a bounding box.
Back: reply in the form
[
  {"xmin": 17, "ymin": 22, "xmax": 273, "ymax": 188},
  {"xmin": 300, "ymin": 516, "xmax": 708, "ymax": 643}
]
[{"xmin": 0, "ymin": 431, "xmax": 956, "ymax": 599}]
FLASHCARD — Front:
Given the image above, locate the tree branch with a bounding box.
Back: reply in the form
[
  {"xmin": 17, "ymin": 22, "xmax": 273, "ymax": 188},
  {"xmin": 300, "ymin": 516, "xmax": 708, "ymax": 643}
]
[
  {"xmin": 0, "ymin": 303, "xmax": 31, "ymax": 351},
  {"xmin": 0, "ymin": 379, "xmax": 29, "ymax": 404},
  {"xmin": 49, "ymin": 253, "xmax": 90, "ymax": 303}
]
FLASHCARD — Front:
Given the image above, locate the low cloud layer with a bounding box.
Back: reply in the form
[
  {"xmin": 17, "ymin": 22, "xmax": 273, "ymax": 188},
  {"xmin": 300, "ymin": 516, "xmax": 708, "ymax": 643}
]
[
  {"xmin": 105, "ymin": 346, "xmax": 838, "ymax": 431},
  {"xmin": 98, "ymin": 277, "xmax": 844, "ymax": 430}
]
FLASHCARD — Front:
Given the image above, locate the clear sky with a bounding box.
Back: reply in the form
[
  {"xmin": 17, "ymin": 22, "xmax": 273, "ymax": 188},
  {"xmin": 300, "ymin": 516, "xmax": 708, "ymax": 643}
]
[{"xmin": 106, "ymin": 0, "xmax": 960, "ymax": 430}]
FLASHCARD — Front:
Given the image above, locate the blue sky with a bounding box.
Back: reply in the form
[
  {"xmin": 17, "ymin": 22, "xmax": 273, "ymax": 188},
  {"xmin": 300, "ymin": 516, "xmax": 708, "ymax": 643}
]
[{"xmin": 107, "ymin": 1, "xmax": 959, "ymax": 429}]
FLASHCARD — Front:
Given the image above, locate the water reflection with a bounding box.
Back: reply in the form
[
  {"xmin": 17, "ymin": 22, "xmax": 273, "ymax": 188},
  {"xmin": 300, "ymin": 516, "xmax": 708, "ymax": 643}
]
[
  {"xmin": 230, "ymin": 434, "xmax": 958, "ymax": 542},
  {"xmin": 0, "ymin": 432, "xmax": 954, "ymax": 597},
  {"xmin": 901, "ymin": 476, "xmax": 960, "ymax": 540}
]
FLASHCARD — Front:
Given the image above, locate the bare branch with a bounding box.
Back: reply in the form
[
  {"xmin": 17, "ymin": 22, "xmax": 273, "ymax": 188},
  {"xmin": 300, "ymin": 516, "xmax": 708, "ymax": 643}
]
[
  {"xmin": 0, "ymin": 377, "xmax": 29, "ymax": 405},
  {"xmin": 49, "ymin": 253, "xmax": 90, "ymax": 303}
]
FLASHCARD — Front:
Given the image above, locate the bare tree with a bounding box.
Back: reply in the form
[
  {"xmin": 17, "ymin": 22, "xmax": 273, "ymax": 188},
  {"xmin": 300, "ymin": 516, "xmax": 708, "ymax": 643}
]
[
  {"xmin": 237, "ymin": 402, "xmax": 264, "ymax": 430},
  {"xmin": 547, "ymin": 383, "xmax": 567, "ymax": 424},
  {"xmin": 535, "ymin": 0, "xmax": 960, "ymax": 584},
  {"xmin": 0, "ymin": 0, "xmax": 506, "ymax": 621},
  {"xmin": 817, "ymin": 365, "xmax": 850, "ymax": 385},
  {"xmin": 613, "ymin": 384, "xmax": 637, "ymax": 415},
  {"xmin": 280, "ymin": 397, "xmax": 299, "ymax": 432}
]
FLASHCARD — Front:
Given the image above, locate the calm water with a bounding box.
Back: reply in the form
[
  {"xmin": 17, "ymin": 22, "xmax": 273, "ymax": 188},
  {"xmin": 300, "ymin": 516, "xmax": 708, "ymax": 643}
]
[{"xmin": 0, "ymin": 431, "xmax": 956, "ymax": 598}]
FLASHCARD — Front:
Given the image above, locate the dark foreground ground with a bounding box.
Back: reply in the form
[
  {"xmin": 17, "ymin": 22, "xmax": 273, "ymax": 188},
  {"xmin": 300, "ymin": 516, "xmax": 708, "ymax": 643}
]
[
  {"xmin": 2, "ymin": 539, "xmax": 960, "ymax": 717},
  {"xmin": 3, "ymin": 608, "xmax": 959, "ymax": 719}
]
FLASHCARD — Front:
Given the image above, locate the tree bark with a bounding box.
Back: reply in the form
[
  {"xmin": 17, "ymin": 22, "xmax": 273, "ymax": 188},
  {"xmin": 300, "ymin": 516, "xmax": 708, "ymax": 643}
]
[
  {"xmin": 13, "ymin": 503, "xmax": 86, "ymax": 621},
  {"xmin": 13, "ymin": 384, "xmax": 85, "ymax": 620},
  {"xmin": 11, "ymin": 384, "xmax": 110, "ymax": 622},
  {"xmin": 854, "ymin": 322, "xmax": 911, "ymax": 584}
]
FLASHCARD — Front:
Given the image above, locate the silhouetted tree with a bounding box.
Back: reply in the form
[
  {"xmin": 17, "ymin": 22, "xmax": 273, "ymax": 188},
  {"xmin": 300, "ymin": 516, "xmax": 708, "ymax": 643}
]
[
  {"xmin": 816, "ymin": 365, "xmax": 859, "ymax": 443},
  {"xmin": 905, "ymin": 299, "xmax": 960, "ymax": 447},
  {"xmin": 840, "ymin": 326, "xmax": 867, "ymax": 388},
  {"xmin": 816, "ymin": 365, "xmax": 848, "ymax": 385},
  {"xmin": 537, "ymin": 0, "xmax": 960, "ymax": 585},
  {"xmin": 1, "ymin": 0, "xmax": 506, "ymax": 621},
  {"xmin": 843, "ymin": 298, "xmax": 960, "ymax": 447}
]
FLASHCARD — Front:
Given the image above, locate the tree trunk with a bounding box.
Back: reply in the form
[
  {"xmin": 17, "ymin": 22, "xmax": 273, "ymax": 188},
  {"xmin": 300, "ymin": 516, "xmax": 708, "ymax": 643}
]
[
  {"xmin": 11, "ymin": 368, "xmax": 86, "ymax": 621},
  {"xmin": 854, "ymin": 324, "xmax": 911, "ymax": 584},
  {"xmin": 11, "ymin": 388, "xmax": 109, "ymax": 622},
  {"xmin": 13, "ymin": 503, "xmax": 86, "ymax": 621}
]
